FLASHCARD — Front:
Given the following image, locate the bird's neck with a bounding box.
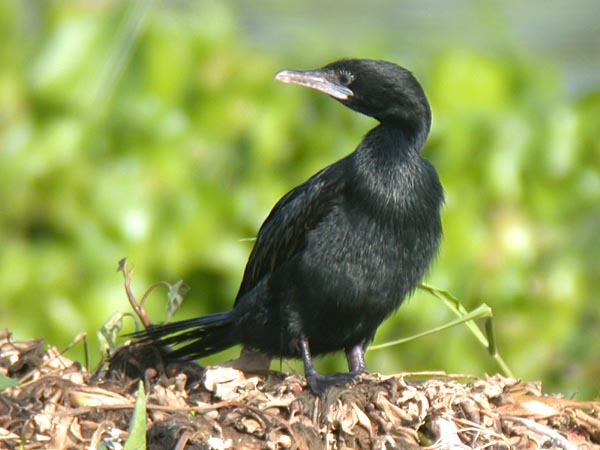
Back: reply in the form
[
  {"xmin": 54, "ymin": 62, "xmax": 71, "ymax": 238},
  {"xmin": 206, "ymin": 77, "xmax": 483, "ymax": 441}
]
[
  {"xmin": 349, "ymin": 122, "xmax": 438, "ymax": 215},
  {"xmin": 358, "ymin": 122, "xmax": 427, "ymax": 163}
]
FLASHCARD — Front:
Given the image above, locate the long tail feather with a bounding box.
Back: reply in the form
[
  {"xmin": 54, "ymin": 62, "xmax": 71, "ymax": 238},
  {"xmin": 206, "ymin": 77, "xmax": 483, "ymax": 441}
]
[{"xmin": 135, "ymin": 312, "xmax": 236, "ymax": 360}]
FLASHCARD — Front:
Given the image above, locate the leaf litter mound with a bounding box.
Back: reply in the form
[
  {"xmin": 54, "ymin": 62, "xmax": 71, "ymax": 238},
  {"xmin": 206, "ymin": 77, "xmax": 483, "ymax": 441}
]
[{"xmin": 1, "ymin": 330, "xmax": 599, "ymax": 450}]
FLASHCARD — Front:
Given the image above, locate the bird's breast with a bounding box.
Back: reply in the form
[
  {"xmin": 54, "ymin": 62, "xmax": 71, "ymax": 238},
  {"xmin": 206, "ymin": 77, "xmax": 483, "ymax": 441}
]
[{"xmin": 301, "ymin": 196, "xmax": 439, "ymax": 309}]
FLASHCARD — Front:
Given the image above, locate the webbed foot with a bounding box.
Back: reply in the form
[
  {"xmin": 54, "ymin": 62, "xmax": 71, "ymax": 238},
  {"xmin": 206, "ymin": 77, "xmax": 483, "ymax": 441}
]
[{"xmin": 306, "ymin": 371, "xmax": 359, "ymax": 396}]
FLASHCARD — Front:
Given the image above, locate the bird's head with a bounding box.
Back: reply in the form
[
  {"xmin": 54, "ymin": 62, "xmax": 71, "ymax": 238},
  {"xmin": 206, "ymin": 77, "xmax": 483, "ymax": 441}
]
[{"xmin": 275, "ymin": 59, "xmax": 431, "ymax": 136}]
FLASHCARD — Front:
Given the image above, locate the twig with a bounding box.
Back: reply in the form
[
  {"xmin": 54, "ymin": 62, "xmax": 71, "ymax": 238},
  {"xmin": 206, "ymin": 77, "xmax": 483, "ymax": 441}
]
[
  {"xmin": 118, "ymin": 258, "xmax": 151, "ymax": 329},
  {"xmin": 506, "ymin": 416, "xmax": 577, "ymax": 450}
]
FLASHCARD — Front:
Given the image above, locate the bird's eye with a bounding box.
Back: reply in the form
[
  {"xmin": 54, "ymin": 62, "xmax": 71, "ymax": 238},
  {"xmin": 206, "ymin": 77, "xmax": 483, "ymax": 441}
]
[{"xmin": 338, "ymin": 72, "xmax": 353, "ymax": 86}]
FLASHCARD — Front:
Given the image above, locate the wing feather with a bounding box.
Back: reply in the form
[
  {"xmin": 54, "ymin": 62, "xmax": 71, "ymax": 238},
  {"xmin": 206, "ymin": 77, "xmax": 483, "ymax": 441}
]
[{"xmin": 236, "ymin": 159, "xmax": 348, "ymax": 300}]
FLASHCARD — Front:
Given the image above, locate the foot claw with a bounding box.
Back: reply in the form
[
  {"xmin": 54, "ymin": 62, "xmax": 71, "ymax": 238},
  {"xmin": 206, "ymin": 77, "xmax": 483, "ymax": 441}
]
[{"xmin": 306, "ymin": 372, "xmax": 358, "ymax": 396}]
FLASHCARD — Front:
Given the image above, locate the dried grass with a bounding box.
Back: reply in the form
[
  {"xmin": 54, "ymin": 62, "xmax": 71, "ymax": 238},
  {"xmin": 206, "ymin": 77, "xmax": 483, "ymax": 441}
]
[{"xmin": 1, "ymin": 330, "xmax": 598, "ymax": 450}]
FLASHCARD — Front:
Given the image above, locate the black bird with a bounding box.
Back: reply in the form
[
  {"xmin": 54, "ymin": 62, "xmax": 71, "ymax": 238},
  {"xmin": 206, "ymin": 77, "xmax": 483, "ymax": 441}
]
[{"xmin": 138, "ymin": 59, "xmax": 444, "ymax": 395}]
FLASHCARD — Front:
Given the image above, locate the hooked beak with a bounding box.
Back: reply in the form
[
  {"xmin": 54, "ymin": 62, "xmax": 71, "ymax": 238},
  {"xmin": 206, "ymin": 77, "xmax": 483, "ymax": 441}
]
[{"xmin": 275, "ymin": 69, "xmax": 353, "ymax": 100}]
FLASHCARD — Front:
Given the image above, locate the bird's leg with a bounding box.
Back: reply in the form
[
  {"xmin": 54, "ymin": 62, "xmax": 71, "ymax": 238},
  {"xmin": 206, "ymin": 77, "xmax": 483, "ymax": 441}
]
[
  {"xmin": 345, "ymin": 343, "xmax": 367, "ymax": 373},
  {"xmin": 299, "ymin": 339, "xmax": 356, "ymax": 396}
]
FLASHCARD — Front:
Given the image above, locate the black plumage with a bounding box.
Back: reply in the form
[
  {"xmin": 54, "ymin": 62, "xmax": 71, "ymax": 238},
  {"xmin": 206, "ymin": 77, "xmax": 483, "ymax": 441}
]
[{"xmin": 137, "ymin": 59, "xmax": 444, "ymax": 395}]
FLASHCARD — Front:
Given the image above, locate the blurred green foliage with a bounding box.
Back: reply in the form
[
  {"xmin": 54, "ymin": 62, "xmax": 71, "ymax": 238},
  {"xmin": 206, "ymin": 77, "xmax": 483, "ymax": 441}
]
[{"xmin": 1, "ymin": 2, "xmax": 598, "ymax": 398}]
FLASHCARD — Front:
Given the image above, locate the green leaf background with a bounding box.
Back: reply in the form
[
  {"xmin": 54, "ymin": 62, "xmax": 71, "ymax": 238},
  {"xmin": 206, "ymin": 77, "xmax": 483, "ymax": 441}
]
[{"xmin": 1, "ymin": 1, "xmax": 598, "ymax": 398}]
